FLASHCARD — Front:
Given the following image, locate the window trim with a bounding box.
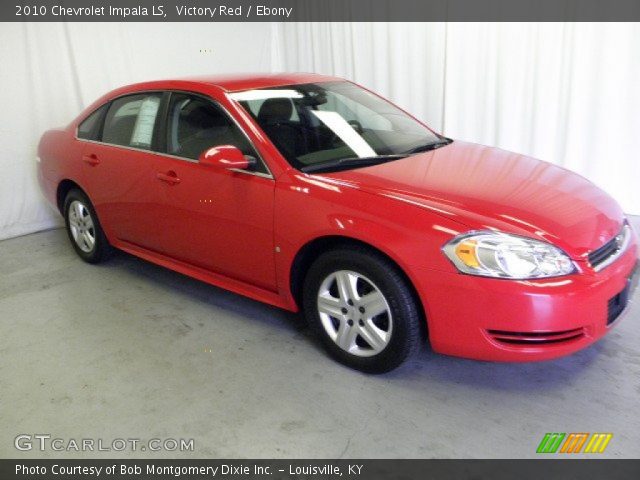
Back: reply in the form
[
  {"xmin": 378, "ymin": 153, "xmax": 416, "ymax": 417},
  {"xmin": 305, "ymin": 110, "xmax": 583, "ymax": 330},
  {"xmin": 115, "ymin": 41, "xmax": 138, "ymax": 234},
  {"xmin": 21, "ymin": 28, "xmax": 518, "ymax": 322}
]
[{"xmin": 75, "ymin": 89, "xmax": 274, "ymax": 180}]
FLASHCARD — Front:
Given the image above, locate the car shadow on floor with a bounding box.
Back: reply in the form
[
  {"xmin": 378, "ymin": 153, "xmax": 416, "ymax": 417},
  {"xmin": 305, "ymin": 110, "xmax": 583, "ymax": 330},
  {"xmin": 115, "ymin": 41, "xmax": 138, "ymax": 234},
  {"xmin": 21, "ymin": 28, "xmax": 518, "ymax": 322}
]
[
  {"xmin": 97, "ymin": 246, "xmax": 310, "ymax": 332},
  {"xmin": 394, "ymin": 343, "xmax": 606, "ymax": 392},
  {"xmin": 91, "ymin": 240, "xmax": 623, "ymax": 395}
]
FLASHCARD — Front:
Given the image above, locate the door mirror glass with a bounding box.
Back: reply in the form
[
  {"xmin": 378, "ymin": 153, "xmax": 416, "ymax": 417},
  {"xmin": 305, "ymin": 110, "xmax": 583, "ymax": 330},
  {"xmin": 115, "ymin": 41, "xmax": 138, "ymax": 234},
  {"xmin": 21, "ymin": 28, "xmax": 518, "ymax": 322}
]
[{"xmin": 199, "ymin": 145, "xmax": 255, "ymax": 170}]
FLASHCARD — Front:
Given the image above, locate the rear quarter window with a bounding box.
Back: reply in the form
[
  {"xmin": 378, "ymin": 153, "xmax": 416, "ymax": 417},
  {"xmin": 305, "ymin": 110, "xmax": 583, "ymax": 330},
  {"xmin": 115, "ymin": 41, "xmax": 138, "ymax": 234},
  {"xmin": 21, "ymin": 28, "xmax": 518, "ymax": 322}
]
[{"xmin": 77, "ymin": 104, "xmax": 107, "ymax": 141}]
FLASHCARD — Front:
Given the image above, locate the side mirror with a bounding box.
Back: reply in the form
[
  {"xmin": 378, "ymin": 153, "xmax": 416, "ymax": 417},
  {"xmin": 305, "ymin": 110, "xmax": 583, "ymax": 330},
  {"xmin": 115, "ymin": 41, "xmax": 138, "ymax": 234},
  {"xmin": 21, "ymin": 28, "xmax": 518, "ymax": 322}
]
[{"xmin": 199, "ymin": 145, "xmax": 255, "ymax": 170}]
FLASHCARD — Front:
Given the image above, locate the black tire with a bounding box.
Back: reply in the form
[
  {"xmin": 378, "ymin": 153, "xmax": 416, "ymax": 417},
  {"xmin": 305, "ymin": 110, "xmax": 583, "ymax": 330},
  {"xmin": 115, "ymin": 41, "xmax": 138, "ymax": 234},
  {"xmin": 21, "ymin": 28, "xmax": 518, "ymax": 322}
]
[
  {"xmin": 303, "ymin": 247, "xmax": 423, "ymax": 373},
  {"xmin": 63, "ymin": 189, "xmax": 112, "ymax": 264}
]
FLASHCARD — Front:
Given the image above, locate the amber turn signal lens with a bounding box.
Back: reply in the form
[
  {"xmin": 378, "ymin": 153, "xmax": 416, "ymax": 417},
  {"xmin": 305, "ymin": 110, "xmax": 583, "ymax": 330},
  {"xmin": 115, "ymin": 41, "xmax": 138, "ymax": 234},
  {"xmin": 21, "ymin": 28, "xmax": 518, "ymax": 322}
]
[{"xmin": 454, "ymin": 239, "xmax": 480, "ymax": 267}]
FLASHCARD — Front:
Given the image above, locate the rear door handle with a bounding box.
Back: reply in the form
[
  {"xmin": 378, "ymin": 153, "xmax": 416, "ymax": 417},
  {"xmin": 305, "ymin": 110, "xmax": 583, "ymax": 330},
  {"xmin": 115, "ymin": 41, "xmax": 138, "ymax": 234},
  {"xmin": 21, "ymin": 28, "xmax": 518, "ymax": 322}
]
[
  {"xmin": 156, "ymin": 171, "xmax": 181, "ymax": 185},
  {"xmin": 82, "ymin": 153, "xmax": 100, "ymax": 166}
]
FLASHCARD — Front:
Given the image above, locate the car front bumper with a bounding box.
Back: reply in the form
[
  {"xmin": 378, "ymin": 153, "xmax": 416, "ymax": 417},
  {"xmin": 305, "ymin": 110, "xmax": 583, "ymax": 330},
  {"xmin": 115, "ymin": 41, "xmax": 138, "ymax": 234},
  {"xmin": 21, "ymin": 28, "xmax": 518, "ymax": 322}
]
[{"xmin": 412, "ymin": 236, "xmax": 639, "ymax": 362}]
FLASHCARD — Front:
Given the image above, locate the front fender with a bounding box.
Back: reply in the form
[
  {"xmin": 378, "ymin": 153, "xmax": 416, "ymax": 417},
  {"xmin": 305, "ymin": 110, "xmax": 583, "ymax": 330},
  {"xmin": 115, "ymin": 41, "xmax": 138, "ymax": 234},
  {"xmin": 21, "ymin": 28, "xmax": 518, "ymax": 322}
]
[{"xmin": 273, "ymin": 170, "xmax": 468, "ymax": 310}]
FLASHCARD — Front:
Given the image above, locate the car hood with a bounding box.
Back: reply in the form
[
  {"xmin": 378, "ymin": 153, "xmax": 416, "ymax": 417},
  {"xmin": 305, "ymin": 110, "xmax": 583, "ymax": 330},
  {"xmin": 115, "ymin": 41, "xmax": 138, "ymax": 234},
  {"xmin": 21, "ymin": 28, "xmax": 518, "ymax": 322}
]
[{"xmin": 321, "ymin": 141, "xmax": 625, "ymax": 259}]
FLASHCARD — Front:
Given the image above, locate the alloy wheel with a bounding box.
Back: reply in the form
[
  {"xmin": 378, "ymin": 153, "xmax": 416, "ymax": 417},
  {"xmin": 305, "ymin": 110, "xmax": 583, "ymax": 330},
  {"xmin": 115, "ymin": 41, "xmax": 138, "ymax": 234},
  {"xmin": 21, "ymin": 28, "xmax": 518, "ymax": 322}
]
[
  {"xmin": 317, "ymin": 270, "xmax": 393, "ymax": 357},
  {"xmin": 68, "ymin": 200, "xmax": 96, "ymax": 253}
]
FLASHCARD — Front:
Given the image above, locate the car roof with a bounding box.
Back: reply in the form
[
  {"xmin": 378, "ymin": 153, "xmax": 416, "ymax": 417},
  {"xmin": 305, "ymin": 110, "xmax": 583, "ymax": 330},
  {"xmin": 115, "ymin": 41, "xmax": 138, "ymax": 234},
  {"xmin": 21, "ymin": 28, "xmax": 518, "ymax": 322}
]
[
  {"xmin": 128, "ymin": 72, "xmax": 344, "ymax": 93},
  {"xmin": 76, "ymin": 73, "xmax": 347, "ymax": 127},
  {"xmin": 186, "ymin": 72, "xmax": 344, "ymax": 91}
]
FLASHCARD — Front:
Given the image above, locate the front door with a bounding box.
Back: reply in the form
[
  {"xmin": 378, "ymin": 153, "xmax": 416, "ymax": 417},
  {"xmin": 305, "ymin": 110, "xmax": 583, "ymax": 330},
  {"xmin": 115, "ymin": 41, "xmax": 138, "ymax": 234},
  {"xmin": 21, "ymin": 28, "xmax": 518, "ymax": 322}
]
[{"xmin": 154, "ymin": 92, "xmax": 277, "ymax": 291}]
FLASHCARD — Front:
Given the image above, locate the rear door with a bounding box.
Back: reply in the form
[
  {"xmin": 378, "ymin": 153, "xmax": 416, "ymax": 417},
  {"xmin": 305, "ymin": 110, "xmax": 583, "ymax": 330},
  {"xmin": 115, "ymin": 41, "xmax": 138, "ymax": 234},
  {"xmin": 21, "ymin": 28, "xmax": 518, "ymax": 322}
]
[
  {"xmin": 152, "ymin": 92, "xmax": 277, "ymax": 290},
  {"xmin": 80, "ymin": 92, "xmax": 166, "ymax": 252}
]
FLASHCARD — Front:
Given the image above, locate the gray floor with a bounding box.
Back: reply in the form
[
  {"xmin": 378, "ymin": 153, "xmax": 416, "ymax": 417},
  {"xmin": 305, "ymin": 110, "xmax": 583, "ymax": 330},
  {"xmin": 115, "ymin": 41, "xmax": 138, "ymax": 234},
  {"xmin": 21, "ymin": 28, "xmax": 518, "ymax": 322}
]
[{"xmin": 1, "ymin": 219, "xmax": 639, "ymax": 459}]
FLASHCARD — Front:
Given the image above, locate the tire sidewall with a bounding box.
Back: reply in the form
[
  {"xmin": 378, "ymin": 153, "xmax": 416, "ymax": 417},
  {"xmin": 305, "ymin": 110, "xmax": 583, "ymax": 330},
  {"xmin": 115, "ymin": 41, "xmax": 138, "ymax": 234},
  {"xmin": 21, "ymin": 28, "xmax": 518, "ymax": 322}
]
[
  {"xmin": 303, "ymin": 249, "xmax": 420, "ymax": 373},
  {"xmin": 63, "ymin": 190, "xmax": 106, "ymax": 263}
]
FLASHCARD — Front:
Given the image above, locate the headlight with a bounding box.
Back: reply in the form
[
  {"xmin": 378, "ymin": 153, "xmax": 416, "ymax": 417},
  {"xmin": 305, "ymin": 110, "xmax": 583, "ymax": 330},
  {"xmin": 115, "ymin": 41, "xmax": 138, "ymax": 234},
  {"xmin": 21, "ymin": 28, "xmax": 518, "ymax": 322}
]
[{"xmin": 443, "ymin": 231, "xmax": 576, "ymax": 279}]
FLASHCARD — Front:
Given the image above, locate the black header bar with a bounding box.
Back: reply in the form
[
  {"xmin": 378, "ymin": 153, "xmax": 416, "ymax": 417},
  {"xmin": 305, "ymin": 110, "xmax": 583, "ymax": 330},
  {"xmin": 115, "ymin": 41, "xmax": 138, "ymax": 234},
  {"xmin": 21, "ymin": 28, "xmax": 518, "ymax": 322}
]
[{"xmin": 5, "ymin": 0, "xmax": 640, "ymax": 22}]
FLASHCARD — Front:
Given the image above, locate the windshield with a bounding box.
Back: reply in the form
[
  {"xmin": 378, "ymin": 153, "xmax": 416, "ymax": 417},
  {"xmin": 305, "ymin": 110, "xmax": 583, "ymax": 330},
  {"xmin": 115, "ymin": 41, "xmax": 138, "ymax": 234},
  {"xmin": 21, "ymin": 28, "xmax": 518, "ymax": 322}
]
[{"xmin": 230, "ymin": 81, "xmax": 445, "ymax": 172}]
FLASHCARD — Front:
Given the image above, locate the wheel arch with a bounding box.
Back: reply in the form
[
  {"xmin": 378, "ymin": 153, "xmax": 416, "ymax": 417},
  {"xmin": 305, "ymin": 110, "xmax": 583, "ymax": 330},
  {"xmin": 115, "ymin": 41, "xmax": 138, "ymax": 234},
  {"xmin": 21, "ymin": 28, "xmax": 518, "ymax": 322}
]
[
  {"xmin": 56, "ymin": 179, "xmax": 86, "ymax": 213},
  {"xmin": 289, "ymin": 235, "xmax": 428, "ymax": 337}
]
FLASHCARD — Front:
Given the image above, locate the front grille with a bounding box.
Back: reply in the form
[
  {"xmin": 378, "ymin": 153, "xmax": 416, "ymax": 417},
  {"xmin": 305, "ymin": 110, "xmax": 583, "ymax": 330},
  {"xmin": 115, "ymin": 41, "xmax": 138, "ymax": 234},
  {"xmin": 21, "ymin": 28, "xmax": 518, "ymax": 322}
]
[
  {"xmin": 589, "ymin": 236, "xmax": 620, "ymax": 268},
  {"xmin": 487, "ymin": 328, "xmax": 585, "ymax": 346},
  {"xmin": 588, "ymin": 224, "xmax": 630, "ymax": 271}
]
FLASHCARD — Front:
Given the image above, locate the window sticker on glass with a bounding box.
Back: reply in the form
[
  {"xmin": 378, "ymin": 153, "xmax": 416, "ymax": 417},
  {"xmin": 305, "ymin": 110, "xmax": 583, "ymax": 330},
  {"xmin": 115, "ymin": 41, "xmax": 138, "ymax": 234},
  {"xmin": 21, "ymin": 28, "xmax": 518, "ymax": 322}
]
[{"xmin": 130, "ymin": 96, "xmax": 160, "ymax": 148}]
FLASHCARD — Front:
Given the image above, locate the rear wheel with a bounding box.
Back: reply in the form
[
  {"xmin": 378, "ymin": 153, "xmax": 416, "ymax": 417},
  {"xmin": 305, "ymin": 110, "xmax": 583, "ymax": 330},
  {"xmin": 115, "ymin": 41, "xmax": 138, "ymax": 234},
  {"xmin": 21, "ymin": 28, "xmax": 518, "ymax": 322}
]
[
  {"xmin": 303, "ymin": 247, "xmax": 422, "ymax": 373},
  {"xmin": 63, "ymin": 189, "xmax": 112, "ymax": 263}
]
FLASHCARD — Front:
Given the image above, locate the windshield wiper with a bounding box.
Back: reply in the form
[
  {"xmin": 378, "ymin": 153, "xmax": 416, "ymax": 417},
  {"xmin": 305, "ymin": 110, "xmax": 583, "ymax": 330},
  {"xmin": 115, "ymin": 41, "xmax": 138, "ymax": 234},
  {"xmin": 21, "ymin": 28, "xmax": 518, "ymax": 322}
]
[
  {"xmin": 404, "ymin": 138, "xmax": 453, "ymax": 154},
  {"xmin": 301, "ymin": 154, "xmax": 407, "ymax": 174}
]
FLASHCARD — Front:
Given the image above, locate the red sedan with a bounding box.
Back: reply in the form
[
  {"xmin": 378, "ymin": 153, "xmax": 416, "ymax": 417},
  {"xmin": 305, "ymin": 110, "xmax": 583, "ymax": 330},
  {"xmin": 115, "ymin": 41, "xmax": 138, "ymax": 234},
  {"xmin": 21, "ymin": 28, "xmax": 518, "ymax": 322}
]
[{"xmin": 37, "ymin": 73, "xmax": 639, "ymax": 372}]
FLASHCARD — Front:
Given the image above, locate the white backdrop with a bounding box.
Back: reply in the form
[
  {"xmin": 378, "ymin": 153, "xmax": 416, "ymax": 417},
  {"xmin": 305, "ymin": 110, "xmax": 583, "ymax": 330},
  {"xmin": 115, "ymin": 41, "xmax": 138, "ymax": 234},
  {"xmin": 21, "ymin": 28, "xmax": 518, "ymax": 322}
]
[
  {"xmin": 1, "ymin": 22, "xmax": 639, "ymax": 240},
  {"xmin": 0, "ymin": 22, "xmax": 273, "ymax": 240},
  {"xmin": 272, "ymin": 22, "xmax": 640, "ymax": 216}
]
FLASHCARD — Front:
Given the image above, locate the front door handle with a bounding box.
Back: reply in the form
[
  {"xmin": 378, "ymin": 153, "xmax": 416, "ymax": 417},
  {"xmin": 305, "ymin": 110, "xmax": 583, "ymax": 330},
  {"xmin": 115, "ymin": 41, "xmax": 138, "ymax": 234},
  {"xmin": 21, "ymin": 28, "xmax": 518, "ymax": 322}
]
[
  {"xmin": 156, "ymin": 171, "xmax": 181, "ymax": 185},
  {"xmin": 82, "ymin": 153, "xmax": 100, "ymax": 166}
]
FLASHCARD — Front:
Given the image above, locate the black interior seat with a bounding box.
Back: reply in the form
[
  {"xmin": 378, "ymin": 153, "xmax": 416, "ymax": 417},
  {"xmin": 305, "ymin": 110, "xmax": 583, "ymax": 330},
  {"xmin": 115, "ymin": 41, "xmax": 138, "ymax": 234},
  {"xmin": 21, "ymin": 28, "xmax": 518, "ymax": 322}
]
[
  {"xmin": 256, "ymin": 98, "xmax": 306, "ymax": 159},
  {"xmin": 177, "ymin": 105, "xmax": 245, "ymax": 159},
  {"xmin": 103, "ymin": 116, "xmax": 137, "ymax": 147}
]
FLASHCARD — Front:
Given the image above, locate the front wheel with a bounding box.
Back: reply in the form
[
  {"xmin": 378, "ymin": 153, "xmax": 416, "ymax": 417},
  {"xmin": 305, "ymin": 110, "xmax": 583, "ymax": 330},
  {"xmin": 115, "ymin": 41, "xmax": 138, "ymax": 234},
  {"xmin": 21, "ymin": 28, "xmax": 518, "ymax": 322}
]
[{"xmin": 303, "ymin": 248, "xmax": 423, "ymax": 373}]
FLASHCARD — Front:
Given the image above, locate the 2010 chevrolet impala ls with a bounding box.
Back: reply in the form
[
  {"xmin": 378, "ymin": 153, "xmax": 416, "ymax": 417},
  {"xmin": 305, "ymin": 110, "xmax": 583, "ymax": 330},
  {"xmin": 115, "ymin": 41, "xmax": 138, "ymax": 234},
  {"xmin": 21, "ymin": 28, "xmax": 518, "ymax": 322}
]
[{"xmin": 37, "ymin": 73, "xmax": 639, "ymax": 372}]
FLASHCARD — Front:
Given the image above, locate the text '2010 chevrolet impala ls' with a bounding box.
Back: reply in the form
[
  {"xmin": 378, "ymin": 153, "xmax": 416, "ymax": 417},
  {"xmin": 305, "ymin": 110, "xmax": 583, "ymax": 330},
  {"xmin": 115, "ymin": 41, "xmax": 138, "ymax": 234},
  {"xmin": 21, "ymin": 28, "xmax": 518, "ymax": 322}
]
[{"xmin": 38, "ymin": 73, "xmax": 639, "ymax": 372}]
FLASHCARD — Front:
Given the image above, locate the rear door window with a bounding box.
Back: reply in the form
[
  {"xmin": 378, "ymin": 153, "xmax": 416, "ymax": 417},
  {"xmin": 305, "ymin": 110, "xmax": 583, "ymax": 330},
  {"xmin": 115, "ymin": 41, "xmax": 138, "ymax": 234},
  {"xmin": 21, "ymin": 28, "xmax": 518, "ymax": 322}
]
[{"xmin": 102, "ymin": 93, "xmax": 162, "ymax": 149}]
